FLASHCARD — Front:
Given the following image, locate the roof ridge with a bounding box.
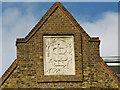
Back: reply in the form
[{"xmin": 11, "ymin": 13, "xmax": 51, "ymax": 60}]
[{"xmin": 16, "ymin": 2, "xmax": 91, "ymax": 44}]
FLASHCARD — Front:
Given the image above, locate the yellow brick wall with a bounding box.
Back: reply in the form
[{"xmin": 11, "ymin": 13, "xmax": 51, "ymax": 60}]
[{"xmin": 1, "ymin": 6, "xmax": 119, "ymax": 89}]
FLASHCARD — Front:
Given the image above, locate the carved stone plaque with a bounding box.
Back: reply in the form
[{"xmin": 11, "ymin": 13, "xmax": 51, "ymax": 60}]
[{"xmin": 43, "ymin": 36, "xmax": 75, "ymax": 75}]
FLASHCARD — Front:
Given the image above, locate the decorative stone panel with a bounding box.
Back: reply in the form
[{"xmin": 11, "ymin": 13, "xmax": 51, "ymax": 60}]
[
  {"xmin": 43, "ymin": 36, "xmax": 75, "ymax": 75},
  {"xmin": 1, "ymin": 2, "xmax": 119, "ymax": 89}
]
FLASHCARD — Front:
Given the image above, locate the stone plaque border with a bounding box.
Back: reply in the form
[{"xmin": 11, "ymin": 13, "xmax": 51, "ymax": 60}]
[{"xmin": 43, "ymin": 36, "xmax": 75, "ymax": 75}]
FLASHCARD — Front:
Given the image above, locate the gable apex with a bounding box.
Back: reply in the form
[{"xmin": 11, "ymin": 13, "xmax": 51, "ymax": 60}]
[
  {"xmin": 16, "ymin": 2, "xmax": 97, "ymax": 44},
  {"xmin": 1, "ymin": 2, "xmax": 120, "ymax": 88}
]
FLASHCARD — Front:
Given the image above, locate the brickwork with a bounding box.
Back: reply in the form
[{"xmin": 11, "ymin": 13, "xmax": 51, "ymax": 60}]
[{"xmin": 1, "ymin": 2, "xmax": 119, "ymax": 89}]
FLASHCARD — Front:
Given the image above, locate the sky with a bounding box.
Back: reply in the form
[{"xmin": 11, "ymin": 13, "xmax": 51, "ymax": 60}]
[
  {"xmin": 0, "ymin": 1, "xmax": 119, "ymax": 77},
  {"xmin": 0, "ymin": 1, "xmax": 2, "ymax": 78},
  {"xmin": 1, "ymin": 0, "xmax": 120, "ymax": 2}
]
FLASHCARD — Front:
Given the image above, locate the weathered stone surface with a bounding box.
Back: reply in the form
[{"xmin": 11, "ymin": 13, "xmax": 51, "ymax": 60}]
[
  {"xmin": 1, "ymin": 2, "xmax": 119, "ymax": 89},
  {"xmin": 43, "ymin": 36, "xmax": 75, "ymax": 75}
]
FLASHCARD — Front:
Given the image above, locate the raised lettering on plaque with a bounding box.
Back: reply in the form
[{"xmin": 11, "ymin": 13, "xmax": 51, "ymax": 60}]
[{"xmin": 43, "ymin": 36, "xmax": 75, "ymax": 75}]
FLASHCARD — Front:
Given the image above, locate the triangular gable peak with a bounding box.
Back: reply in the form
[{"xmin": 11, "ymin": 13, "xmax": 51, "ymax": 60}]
[
  {"xmin": 16, "ymin": 2, "xmax": 100, "ymax": 43},
  {"xmin": 1, "ymin": 2, "xmax": 119, "ymax": 88}
]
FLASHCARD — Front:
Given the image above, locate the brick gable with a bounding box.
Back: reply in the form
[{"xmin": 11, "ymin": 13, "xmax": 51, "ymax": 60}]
[{"xmin": 1, "ymin": 2, "xmax": 119, "ymax": 89}]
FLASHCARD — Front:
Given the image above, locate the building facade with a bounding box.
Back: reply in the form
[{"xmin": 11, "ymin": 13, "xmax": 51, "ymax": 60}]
[{"xmin": 0, "ymin": 2, "xmax": 119, "ymax": 89}]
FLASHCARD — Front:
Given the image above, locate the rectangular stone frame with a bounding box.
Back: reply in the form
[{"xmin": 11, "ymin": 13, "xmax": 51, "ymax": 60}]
[
  {"xmin": 37, "ymin": 35, "xmax": 82, "ymax": 82},
  {"xmin": 43, "ymin": 36, "xmax": 75, "ymax": 75}
]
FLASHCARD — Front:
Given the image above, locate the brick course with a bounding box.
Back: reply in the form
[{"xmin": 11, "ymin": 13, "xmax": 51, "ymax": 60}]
[{"xmin": 1, "ymin": 2, "xmax": 119, "ymax": 89}]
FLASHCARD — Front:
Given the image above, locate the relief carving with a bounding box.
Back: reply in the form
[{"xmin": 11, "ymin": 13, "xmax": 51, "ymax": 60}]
[{"xmin": 43, "ymin": 36, "xmax": 75, "ymax": 75}]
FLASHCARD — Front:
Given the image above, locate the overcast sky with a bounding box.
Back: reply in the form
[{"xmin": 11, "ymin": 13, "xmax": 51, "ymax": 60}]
[{"xmin": 0, "ymin": 1, "xmax": 119, "ymax": 77}]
